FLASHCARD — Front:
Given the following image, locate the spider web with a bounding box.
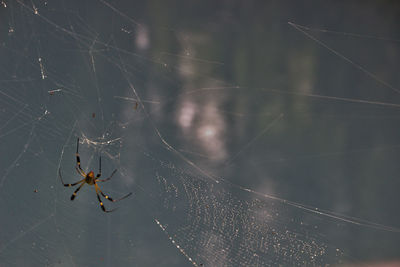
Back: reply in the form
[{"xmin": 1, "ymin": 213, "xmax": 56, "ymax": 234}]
[{"xmin": 0, "ymin": 1, "xmax": 400, "ymax": 266}]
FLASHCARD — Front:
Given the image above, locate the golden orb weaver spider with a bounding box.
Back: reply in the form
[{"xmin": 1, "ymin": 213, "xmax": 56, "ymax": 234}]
[{"xmin": 59, "ymin": 138, "xmax": 132, "ymax": 213}]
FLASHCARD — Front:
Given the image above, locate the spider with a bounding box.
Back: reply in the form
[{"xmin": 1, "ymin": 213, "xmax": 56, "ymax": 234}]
[{"xmin": 59, "ymin": 138, "xmax": 132, "ymax": 213}]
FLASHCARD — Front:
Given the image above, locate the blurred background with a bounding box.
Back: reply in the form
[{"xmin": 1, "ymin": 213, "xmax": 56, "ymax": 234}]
[{"xmin": 0, "ymin": 0, "xmax": 399, "ymax": 266}]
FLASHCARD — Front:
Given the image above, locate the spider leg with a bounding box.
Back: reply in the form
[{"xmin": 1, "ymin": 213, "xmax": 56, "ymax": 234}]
[
  {"xmin": 95, "ymin": 183, "xmax": 132, "ymax": 202},
  {"xmin": 76, "ymin": 138, "xmax": 86, "ymax": 176},
  {"xmin": 59, "ymin": 168, "xmax": 84, "ymax": 187},
  {"xmin": 70, "ymin": 182, "xmax": 85, "ymax": 200},
  {"xmin": 97, "ymin": 156, "xmax": 101, "ymax": 177},
  {"xmin": 76, "ymin": 167, "xmax": 86, "ymax": 177},
  {"xmin": 96, "ymin": 169, "xmax": 117, "ymax": 181},
  {"xmin": 94, "ymin": 185, "xmax": 117, "ymax": 213}
]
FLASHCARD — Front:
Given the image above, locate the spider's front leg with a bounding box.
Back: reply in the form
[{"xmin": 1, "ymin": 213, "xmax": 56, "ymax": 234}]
[
  {"xmin": 96, "ymin": 156, "xmax": 102, "ymax": 178},
  {"xmin": 75, "ymin": 138, "xmax": 86, "ymax": 176}
]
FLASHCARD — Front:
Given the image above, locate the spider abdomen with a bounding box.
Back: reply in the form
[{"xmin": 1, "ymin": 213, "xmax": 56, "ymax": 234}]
[{"xmin": 85, "ymin": 171, "xmax": 95, "ymax": 185}]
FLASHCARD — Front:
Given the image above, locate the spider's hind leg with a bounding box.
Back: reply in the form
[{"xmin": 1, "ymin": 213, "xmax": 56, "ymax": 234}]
[
  {"xmin": 94, "ymin": 186, "xmax": 117, "ymax": 213},
  {"xmin": 59, "ymin": 168, "xmax": 84, "ymax": 187},
  {"xmin": 75, "ymin": 138, "xmax": 85, "ymax": 176},
  {"xmin": 95, "ymin": 183, "xmax": 132, "ymax": 203}
]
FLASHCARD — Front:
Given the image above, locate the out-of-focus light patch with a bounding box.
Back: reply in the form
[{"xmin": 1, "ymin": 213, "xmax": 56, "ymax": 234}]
[
  {"xmin": 178, "ymin": 53, "xmax": 195, "ymax": 78},
  {"xmin": 176, "ymin": 33, "xmax": 199, "ymax": 79},
  {"xmin": 198, "ymin": 125, "xmax": 217, "ymax": 142},
  {"xmin": 176, "ymin": 96, "xmax": 227, "ymax": 161},
  {"xmin": 179, "ymin": 101, "xmax": 196, "ymax": 129},
  {"xmin": 196, "ymin": 103, "xmax": 227, "ymax": 161},
  {"xmin": 202, "ymin": 126, "xmax": 215, "ymax": 137},
  {"xmin": 135, "ymin": 25, "xmax": 149, "ymax": 50}
]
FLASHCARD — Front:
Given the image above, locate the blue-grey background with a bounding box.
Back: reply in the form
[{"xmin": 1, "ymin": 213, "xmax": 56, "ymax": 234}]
[{"xmin": 0, "ymin": 0, "xmax": 399, "ymax": 266}]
